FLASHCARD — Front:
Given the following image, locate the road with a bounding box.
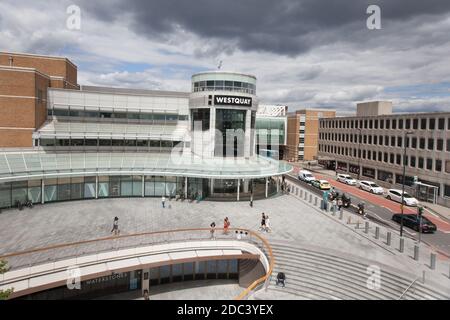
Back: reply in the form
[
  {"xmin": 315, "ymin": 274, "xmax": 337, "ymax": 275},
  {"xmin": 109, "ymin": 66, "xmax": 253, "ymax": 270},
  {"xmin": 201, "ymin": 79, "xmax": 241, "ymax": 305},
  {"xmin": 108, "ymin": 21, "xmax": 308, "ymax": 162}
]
[{"xmin": 285, "ymin": 167, "xmax": 450, "ymax": 257}]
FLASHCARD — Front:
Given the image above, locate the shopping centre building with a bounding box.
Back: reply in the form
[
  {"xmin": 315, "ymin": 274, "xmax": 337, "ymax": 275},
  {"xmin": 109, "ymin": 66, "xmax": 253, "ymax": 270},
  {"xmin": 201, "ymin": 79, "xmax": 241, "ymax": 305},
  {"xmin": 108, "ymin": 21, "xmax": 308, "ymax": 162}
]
[
  {"xmin": 318, "ymin": 101, "xmax": 450, "ymax": 207},
  {"xmin": 0, "ymin": 52, "xmax": 292, "ymax": 209}
]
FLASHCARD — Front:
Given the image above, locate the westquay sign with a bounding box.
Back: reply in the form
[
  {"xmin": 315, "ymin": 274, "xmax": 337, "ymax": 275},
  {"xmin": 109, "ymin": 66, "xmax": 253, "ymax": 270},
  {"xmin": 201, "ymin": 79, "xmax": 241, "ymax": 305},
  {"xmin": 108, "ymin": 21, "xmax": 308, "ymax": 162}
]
[{"xmin": 214, "ymin": 95, "xmax": 252, "ymax": 107}]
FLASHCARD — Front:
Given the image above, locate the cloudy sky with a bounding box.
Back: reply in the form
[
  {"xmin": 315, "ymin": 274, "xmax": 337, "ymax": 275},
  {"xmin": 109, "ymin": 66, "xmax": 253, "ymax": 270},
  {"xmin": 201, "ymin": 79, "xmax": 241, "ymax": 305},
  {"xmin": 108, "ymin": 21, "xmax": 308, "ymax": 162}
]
[{"xmin": 1, "ymin": 0, "xmax": 450, "ymax": 114}]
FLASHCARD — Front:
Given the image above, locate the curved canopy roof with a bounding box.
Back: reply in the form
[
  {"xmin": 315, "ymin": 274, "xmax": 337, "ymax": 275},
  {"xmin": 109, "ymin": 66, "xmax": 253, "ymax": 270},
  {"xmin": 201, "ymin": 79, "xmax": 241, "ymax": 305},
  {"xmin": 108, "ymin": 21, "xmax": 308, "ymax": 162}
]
[{"xmin": 0, "ymin": 151, "xmax": 292, "ymax": 182}]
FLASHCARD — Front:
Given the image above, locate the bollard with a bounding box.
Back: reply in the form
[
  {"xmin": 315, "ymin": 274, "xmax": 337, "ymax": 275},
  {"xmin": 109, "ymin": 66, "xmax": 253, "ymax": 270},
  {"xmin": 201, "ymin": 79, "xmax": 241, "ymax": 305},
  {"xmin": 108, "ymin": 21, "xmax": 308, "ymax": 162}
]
[
  {"xmin": 399, "ymin": 238, "xmax": 404, "ymax": 253},
  {"xmin": 296, "ymin": 188, "xmax": 299, "ymax": 196},
  {"xmin": 300, "ymin": 190, "xmax": 303, "ymax": 198},
  {"xmin": 364, "ymin": 221, "xmax": 369, "ymax": 234},
  {"xmin": 304, "ymin": 192, "xmax": 308, "ymax": 200},
  {"xmin": 414, "ymin": 245, "xmax": 419, "ymax": 261},
  {"xmin": 309, "ymin": 194, "xmax": 312, "ymax": 203},
  {"xmin": 375, "ymin": 226, "xmax": 380, "ymax": 239},
  {"xmin": 386, "ymin": 232, "xmax": 392, "ymax": 246},
  {"xmin": 339, "ymin": 210, "xmax": 343, "ymax": 220},
  {"xmin": 347, "ymin": 216, "xmax": 352, "ymax": 224},
  {"xmin": 430, "ymin": 253, "xmax": 436, "ymax": 270},
  {"xmin": 422, "ymin": 270, "xmax": 426, "ymax": 284},
  {"xmin": 355, "ymin": 220, "xmax": 360, "ymax": 229},
  {"xmin": 314, "ymin": 197, "xmax": 318, "ymax": 206}
]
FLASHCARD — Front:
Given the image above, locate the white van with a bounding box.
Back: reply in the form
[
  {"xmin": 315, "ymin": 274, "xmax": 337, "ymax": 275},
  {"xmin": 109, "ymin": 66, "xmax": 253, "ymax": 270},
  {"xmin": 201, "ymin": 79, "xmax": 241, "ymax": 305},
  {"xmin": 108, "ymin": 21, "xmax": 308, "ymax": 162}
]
[{"xmin": 298, "ymin": 170, "xmax": 316, "ymax": 183}]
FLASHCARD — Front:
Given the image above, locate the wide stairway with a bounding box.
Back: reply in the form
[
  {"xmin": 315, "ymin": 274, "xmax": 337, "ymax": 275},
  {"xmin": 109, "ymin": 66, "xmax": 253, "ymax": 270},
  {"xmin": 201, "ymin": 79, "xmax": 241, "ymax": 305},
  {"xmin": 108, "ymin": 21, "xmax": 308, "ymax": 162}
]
[{"xmin": 252, "ymin": 240, "xmax": 449, "ymax": 300}]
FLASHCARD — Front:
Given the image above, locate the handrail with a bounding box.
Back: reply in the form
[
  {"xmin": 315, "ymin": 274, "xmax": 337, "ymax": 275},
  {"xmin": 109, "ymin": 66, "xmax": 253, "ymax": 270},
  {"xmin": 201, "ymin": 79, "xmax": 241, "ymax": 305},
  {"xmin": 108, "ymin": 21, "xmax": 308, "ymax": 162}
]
[
  {"xmin": 0, "ymin": 227, "xmax": 273, "ymax": 301},
  {"xmin": 398, "ymin": 276, "xmax": 420, "ymax": 300}
]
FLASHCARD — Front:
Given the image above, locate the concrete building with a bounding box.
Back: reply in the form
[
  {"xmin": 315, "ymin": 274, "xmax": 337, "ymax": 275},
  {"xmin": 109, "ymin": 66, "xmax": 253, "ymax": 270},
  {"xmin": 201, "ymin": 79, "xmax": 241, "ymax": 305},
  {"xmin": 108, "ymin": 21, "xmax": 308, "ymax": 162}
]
[
  {"xmin": 286, "ymin": 109, "xmax": 336, "ymax": 162},
  {"xmin": 0, "ymin": 52, "xmax": 292, "ymax": 209},
  {"xmin": 318, "ymin": 101, "xmax": 450, "ymax": 207},
  {"xmin": 0, "ymin": 52, "xmax": 78, "ymax": 147}
]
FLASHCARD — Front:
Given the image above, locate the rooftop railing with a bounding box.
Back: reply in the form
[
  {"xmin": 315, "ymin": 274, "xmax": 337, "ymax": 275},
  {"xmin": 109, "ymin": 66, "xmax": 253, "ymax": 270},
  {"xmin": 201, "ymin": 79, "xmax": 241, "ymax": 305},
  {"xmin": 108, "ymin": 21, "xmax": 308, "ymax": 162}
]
[{"xmin": 0, "ymin": 227, "xmax": 273, "ymax": 300}]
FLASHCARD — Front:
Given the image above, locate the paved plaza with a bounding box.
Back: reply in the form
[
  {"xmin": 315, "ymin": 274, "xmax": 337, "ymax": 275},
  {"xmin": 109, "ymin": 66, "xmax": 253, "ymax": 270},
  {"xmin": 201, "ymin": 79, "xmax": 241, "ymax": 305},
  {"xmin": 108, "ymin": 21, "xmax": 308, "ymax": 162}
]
[{"xmin": 1, "ymin": 193, "xmax": 445, "ymax": 276}]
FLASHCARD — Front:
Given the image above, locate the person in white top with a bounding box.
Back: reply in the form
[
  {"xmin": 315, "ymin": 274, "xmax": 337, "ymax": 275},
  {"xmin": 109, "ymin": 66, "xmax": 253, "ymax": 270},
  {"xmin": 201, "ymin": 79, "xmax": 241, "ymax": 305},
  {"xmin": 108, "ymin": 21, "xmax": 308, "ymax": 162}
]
[
  {"xmin": 265, "ymin": 215, "xmax": 272, "ymax": 233},
  {"xmin": 161, "ymin": 196, "xmax": 166, "ymax": 208}
]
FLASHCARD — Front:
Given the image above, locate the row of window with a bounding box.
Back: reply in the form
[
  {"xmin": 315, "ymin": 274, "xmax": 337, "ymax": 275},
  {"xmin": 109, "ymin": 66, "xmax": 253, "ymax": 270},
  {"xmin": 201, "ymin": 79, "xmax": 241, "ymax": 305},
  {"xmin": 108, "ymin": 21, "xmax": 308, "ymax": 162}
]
[
  {"xmin": 38, "ymin": 138, "xmax": 183, "ymax": 148},
  {"xmin": 319, "ymin": 144, "xmax": 448, "ymax": 173},
  {"xmin": 319, "ymin": 133, "xmax": 450, "ymax": 152},
  {"xmin": 0, "ymin": 176, "xmax": 205, "ymax": 209},
  {"xmin": 49, "ymin": 108, "xmax": 188, "ymax": 122},
  {"xmin": 193, "ymin": 80, "xmax": 256, "ymax": 94},
  {"xmin": 320, "ymin": 116, "xmax": 450, "ymax": 131}
]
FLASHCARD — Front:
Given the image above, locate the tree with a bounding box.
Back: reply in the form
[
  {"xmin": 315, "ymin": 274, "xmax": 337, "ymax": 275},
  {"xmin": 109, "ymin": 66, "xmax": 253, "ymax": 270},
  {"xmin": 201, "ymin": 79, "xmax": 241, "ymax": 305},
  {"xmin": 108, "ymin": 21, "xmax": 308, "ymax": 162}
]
[{"xmin": 0, "ymin": 260, "xmax": 13, "ymax": 300}]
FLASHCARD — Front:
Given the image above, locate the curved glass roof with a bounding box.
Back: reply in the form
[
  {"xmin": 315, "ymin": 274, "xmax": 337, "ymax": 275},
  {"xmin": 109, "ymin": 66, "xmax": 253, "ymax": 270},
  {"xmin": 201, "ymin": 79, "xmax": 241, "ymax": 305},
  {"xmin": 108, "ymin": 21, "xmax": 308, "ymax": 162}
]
[{"xmin": 0, "ymin": 151, "xmax": 292, "ymax": 182}]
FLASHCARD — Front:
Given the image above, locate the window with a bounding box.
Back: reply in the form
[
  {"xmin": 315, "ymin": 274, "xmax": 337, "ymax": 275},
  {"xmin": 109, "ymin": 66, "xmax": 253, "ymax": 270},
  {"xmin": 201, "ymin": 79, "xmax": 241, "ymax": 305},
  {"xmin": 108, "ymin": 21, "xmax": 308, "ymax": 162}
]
[
  {"xmin": 418, "ymin": 157, "xmax": 424, "ymax": 169},
  {"xmin": 428, "ymin": 138, "xmax": 434, "ymax": 150},
  {"xmin": 426, "ymin": 158, "xmax": 433, "ymax": 170},
  {"xmin": 410, "ymin": 156, "xmax": 416, "ymax": 167},
  {"xmin": 396, "ymin": 154, "xmax": 401, "ymax": 165},
  {"xmin": 429, "ymin": 118, "xmax": 435, "ymax": 130},
  {"xmin": 397, "ymin": 137, "xmax": 402, "ymax": 148},
  {"xmin": 405, "ymin": 119, "xmax": 411, "ymax": 129},
  {"xmin": 436, "ymin": 159, "xmax": 442, "ymax": 172},
  {"xmin": 413, "ymin": 118, "xmax": 418, "ymax": 129},
  {"xmin": 399, "ymin": 119, "xmax": 403, "ymax": 129},
  {"xmin": 384, "ymin": 152, "xmax": 388, "ymax": 163},
  {"xmin": 380, "ymin": 119, "xmax": 384, "ymax": 129},
  {"xmin": 445, "ymin": 185, "xmax": 450, "ymax": 198},
  {"xmin": 447, "ymin": 139, "xmax": 450, "ymax": 152},
  {"xmin": 437, "ymin": 139, "xmax": 443, "ymax": 151},
  {"xmin": 421, "ymin": 118, "xmax": 427, "ymax": 130},
  {"xmin": 192, "ymin": 108, "xmax": 210, "ymax": 131},
  {"xmin": 438, "ymin": 118, "xmax": 445, "ymax": 130},
  {"xmin": 392, "ymin": 119, "xmax": 397, "ymax": 129},
  {"xmin": 411, "ymin": 137, "xmax": 417, "ymax": 148},
  {"xmin": 390, "ymin": 153, "xmax": 394, "ymax": 164},
  {"xmin": 386, "ymin": 119, "xmax": 390, "ymax": 129},
  {"xmin": 391, "ymin": 136, "xmax": 395, "ymax": 147},
  {"xmin": 419, "ymin": 138, "xmax": 425, "ymax": 149}
]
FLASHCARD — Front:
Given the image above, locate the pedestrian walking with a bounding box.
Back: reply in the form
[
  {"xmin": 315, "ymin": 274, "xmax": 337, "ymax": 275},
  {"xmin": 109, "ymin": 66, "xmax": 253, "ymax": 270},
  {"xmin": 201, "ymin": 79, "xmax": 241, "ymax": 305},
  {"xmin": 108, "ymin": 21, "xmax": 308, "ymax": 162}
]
[
  {"xmin": 332, "ymin": 198, "xmax": 337, "ymax": 214},
  {"xmin": 210, "ymin": 222, "xmax": 216, "ymax": 240},
  {"xmin": 161, "ymin": 196, "xmax": 166, "ymax": 208},
  {"xmin": 337, "ymin": 198, "xmax": 343, "ymax": 211},
  {"xmin": 265, "ymin": 215, "xmax": 272, "ymax": 233},
  {"xmin": 259, "ymin": 212, "xmax": 266, "ymax": 231},
  {"xmin": 223, "ymin": 217, "xmax": 231, "ymax": 234},
  {"xmin": 143, "ymin": 289, "xmax": 150, "ymax": 300},
  {"xmin": 111, "ymin": 216, "xmax": 120, "ymax": 235}
]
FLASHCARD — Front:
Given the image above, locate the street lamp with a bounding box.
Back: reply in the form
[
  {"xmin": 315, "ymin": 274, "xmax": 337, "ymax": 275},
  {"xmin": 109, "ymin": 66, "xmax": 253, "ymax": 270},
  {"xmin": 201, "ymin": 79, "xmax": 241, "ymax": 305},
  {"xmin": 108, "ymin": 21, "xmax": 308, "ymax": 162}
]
[
  {"xmin": 357, "ymin": 128, "xmax": 362, "ymax": 180},
  {"xmin": 400, "ymin": 131, "xmax": 414, "ymax": 237}
]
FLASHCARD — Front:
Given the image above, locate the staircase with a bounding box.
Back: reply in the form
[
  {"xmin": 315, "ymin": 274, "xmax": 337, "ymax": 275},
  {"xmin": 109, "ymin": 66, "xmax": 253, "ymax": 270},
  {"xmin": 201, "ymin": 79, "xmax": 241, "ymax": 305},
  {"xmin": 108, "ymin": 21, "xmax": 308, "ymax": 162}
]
[{"xmin": 252, "ymin": 240, "xmax": 449, "ymax": 300}]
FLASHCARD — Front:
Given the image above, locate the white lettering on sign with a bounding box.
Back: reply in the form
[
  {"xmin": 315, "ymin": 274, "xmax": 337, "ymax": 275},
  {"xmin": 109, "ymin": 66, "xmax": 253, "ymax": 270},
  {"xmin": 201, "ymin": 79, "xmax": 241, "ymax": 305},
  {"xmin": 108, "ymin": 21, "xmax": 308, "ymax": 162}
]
[{"xmin": 214, "ymin": 95, "xmax": 252, "ymax": 106}]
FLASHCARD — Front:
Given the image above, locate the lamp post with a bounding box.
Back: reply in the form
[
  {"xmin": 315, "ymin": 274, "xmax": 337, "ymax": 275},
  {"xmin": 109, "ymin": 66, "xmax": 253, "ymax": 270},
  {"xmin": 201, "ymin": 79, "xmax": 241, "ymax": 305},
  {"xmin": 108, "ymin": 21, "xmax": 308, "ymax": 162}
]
[
  {"xmin": 357, "ymin": 128, "xmax": 362, "ymax": 180},
  {"xmin": 400, "ymin": 131, "xmax": 414, "ymax": 237}
]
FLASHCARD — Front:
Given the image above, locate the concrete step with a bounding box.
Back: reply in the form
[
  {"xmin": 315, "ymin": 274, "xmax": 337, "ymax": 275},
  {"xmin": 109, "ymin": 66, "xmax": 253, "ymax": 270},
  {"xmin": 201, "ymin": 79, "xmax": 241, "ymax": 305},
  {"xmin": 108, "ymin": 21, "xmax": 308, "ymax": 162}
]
[{"xmin": 268, "ymin": 243, "xmax": 449, "ymax": 300}]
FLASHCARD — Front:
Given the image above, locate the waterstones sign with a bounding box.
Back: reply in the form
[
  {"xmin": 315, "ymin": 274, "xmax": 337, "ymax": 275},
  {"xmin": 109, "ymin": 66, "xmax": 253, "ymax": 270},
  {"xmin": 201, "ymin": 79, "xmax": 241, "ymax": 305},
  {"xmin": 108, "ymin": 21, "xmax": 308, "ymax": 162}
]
[{"xmin": 214, "ymin": 95, "xmax": 252, "ymax": 107}]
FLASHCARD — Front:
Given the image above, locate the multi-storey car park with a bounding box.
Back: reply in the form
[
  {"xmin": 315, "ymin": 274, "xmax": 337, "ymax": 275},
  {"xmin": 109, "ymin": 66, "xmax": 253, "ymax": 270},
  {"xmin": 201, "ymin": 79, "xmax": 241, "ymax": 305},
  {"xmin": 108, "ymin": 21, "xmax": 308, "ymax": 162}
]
[
  {"xmin": 317, "ymin": 101, "xmax": 450, "ymax": 207},
  {"xmin": 0, "ymin": 52, "xmax": 291, "ymax": 209}
]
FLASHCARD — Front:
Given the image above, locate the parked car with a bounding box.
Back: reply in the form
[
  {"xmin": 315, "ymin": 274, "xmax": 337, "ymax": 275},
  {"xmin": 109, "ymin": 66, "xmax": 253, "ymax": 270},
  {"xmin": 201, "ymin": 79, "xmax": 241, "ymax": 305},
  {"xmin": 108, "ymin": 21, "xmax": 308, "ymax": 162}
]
[
  {"xmin": 336, "ymin": 174, "xmax": 357, "ymax": 186},
  {"xmin": 385, "ymin": 189, "xmax": 419, "ymax": 206},
  {"xmin": 392, "ymin": 214, "xmax": 437, "ymax": 233},
  {"xmin": 358, "ymin": 181, "xmax": 384, "ymax": 194},
  {"xmin": 298, "ymin": 170, "xmax": 316, "ymax": 183},
  {"xmin": 311, "ymin": 179, "xmax": 331, "ymax": 190}
]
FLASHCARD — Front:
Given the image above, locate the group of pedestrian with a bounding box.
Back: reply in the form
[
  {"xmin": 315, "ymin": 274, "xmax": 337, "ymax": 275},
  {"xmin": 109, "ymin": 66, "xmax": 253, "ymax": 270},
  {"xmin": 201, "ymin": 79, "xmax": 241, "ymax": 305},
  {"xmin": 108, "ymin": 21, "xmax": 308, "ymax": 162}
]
[{"xmin": 259, "ymin": 212, "xmax": 271, "ymax": 233}]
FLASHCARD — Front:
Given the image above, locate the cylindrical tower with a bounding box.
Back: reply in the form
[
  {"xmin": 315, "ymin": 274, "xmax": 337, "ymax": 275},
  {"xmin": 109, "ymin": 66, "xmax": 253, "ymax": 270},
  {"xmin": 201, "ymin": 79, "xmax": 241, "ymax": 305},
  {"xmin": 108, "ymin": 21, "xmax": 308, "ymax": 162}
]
[{"xmin": 189, "ymin": 71, "xmax": 258, "ymax": 158}]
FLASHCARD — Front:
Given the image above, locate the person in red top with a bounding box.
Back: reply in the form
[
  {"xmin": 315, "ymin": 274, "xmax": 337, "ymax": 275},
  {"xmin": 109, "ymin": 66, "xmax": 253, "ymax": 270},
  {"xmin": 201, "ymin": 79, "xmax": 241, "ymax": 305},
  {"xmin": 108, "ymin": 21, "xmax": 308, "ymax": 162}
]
[{"xmin": 224, "ymin": 217, "xmax": 230, "ymax": 234}]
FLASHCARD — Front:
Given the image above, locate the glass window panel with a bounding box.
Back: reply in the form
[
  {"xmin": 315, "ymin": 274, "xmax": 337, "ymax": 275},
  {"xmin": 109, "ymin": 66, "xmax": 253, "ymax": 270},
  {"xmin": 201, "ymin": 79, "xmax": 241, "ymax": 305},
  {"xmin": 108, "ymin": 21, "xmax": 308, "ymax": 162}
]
[
  {"xmin": 110, "ymin": 176, "xmax": 121, "ymax": 197},
  {"xmin": 0, "ymin": 183, "xmax": 11, "ymax": 208},
  {"xmin": 195, "ymin": 261, "xmax": 206, "ymax": 280},
  {"xmin": 183, "ymin": 262, "xmax": 194, "ymax": 281},
  {"xmin": 172, "ymin": 263, "xmax": 183, "ymax": 282}
]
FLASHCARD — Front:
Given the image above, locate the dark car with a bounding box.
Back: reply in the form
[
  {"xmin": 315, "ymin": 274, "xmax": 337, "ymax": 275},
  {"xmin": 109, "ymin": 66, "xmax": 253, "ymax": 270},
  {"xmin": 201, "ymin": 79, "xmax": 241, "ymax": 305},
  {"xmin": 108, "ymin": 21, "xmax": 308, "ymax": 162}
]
[{"xmin": 392, "ymin": 214, "xmax": 437, "ymax": 233}]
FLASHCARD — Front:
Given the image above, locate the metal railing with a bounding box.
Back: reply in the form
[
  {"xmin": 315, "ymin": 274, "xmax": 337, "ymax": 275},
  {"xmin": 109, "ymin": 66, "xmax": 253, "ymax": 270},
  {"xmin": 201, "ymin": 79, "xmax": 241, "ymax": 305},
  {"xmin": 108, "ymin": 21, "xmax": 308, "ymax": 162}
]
[
  {"xmin": 398, "ymin": 276, "xmax": 420, "ymax": 300},
  {"xmin": 0, "ymin": 227, "xmax": 273, "ymax": 300}
]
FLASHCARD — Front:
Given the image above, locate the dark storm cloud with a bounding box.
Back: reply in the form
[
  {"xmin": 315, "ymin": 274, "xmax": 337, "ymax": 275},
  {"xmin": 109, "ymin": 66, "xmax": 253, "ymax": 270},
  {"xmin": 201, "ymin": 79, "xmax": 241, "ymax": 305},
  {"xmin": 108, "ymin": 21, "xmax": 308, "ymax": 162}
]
[{"xmin": 78, "ymin": 0, "xmax": 450, "ymax": 56}]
